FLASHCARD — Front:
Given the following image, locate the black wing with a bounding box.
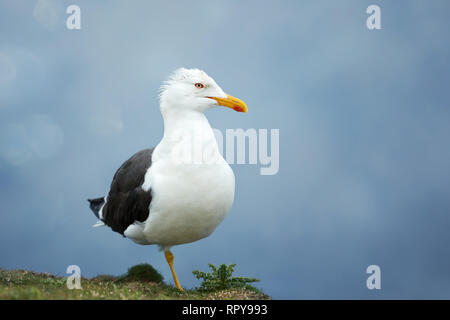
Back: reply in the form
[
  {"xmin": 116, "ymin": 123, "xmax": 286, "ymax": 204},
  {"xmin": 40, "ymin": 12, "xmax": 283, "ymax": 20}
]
[{"xmin": 102, "ymin": 148, "xmax": 154, "ymax": 235}]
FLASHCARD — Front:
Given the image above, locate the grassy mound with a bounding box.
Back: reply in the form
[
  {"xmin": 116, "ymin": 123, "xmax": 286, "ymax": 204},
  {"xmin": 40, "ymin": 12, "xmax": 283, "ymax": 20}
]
[
  {"xmin": 0, "ymin": 266, "xmax": 270, "ymax": 300},
  {"xmin": 119, "ymin": 264, "xmax": 164, "ymax": 283}
]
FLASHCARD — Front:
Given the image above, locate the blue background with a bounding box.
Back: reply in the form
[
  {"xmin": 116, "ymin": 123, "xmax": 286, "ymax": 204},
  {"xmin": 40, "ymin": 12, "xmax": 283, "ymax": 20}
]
[{"xmin": 1, "ymin": 0, "xmax": 450, "ymax": 299}]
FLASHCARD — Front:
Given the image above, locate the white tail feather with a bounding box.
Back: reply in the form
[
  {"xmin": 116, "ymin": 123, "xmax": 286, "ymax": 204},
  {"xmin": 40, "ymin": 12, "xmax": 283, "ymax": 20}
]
[{"xmin": 92, "ymin": 221, "xmax": 105, "ymax": 228}]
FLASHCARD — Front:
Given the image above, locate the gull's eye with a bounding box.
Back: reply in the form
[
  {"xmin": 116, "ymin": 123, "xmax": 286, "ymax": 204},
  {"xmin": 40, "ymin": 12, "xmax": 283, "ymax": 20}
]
[{"xmin": 194, "ymin": 83, "xmax": 205, "ymax": 89}]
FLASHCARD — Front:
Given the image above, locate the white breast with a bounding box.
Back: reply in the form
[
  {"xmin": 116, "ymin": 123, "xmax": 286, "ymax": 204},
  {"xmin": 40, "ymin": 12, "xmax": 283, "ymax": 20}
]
[
  {"xmin": 142, "ymin": 159, "xmax": 234, "ymax": 246},
  {"xmin": 124, "ymin": 111, "xmax": 235, "ymax": 247}
]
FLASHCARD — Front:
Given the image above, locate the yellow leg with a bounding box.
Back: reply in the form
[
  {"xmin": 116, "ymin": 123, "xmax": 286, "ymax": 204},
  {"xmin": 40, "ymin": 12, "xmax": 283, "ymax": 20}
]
[{"xmin": 165, "ymin": 250, "xmax": 183, "ymax": 290}]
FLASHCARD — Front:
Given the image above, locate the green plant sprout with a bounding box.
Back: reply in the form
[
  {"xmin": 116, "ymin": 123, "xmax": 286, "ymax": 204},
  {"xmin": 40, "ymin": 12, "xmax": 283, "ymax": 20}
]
[{"xmin": 192, "ymin": 263, "xmax": 260, "ymax": 292}]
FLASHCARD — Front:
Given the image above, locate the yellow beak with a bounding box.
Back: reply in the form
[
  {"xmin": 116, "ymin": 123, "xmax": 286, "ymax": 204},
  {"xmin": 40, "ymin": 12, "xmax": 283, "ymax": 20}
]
[{"xmin": 208, "ymin": 94, "xmax": 248, "ymax": 113}]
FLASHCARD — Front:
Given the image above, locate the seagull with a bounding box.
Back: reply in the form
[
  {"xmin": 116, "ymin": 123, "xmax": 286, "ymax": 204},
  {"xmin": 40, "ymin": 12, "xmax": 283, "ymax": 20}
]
[{"xmin": 88, "ymin": 68, "xmax": 248, "ymax": 290}]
